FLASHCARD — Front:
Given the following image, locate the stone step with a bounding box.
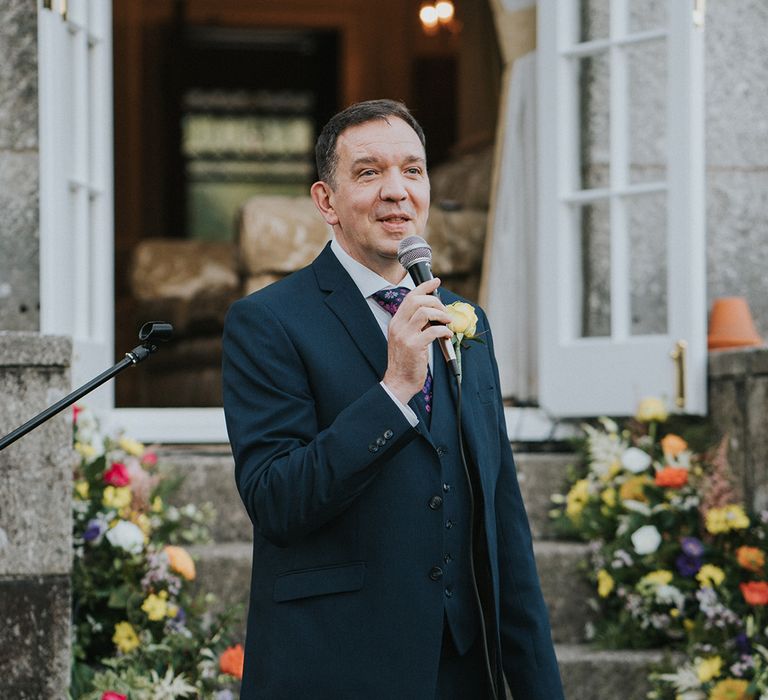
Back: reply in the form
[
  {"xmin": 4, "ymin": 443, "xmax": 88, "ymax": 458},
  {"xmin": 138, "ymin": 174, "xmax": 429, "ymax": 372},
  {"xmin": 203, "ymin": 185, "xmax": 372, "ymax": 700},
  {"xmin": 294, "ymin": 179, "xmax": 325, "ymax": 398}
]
[
  {"xmin": 191, "ymin": 540, "xmax": 593, "ymax": 646},
  {"xmin": 515, "ymin": 452, "xmax": 575, "ymax": 539},
  {"xmin": 163, "ymin": 447, "xmax": 576, "ymax": 544},
  {"xmin": 190, "ymin": 544, "xmax": 659, "ymax": 699},
  {"xmin": 555, "ymin": 645, "xmax": 665, "ymax": 700}
]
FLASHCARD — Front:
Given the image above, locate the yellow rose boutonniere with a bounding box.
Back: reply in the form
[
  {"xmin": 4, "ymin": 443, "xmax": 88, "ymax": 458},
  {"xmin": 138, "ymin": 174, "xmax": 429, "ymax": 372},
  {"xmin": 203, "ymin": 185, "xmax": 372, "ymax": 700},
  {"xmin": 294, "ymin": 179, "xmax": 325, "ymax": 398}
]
[{"xmin": 445, "ymin": 301, "xmax": 483, "ymax": 380}]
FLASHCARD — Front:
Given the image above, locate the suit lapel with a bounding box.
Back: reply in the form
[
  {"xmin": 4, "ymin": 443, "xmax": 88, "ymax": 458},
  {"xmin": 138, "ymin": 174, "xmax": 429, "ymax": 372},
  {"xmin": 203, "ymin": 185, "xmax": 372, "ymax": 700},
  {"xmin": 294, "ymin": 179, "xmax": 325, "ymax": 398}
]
[{"xmin": 313, "ymin": 245, "xmax": 388, "ymax": 381}]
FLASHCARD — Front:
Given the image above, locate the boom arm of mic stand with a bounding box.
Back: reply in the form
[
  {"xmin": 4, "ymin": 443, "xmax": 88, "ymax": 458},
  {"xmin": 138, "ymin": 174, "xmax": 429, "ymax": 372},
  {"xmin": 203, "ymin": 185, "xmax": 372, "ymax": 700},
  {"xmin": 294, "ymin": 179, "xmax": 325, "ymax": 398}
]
[{"xmin": 0, "ymin": 341, "xmax": 161, "ymax": 452}]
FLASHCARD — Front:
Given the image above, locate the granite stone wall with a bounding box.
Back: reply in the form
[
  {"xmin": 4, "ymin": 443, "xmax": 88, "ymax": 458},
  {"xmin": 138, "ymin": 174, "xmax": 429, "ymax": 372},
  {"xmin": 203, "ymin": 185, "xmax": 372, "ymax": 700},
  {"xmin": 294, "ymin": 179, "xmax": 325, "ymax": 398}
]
[
  {"xmin": 0, "ymin": 0, "xmax": 40, "ymax": 331},
  {"xmin": 708, "ymin": 346, "xmax": 768, "ymax": 514},
  {"xmin": 0, "ymin": 332, "xmax": 73, "ymax": 698}
]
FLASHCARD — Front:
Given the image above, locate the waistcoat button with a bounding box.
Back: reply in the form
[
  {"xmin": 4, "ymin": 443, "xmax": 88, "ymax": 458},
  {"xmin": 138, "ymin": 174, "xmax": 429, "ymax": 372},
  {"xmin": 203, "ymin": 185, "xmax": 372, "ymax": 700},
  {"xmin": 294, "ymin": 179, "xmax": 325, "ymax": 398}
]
[
  {"xmin": 429, "ymin": 566, "xmax": 443, "ymax": 581},
  {"xmin": 428, "ymin": 496, "xmax": 443, "ymax": 510}
]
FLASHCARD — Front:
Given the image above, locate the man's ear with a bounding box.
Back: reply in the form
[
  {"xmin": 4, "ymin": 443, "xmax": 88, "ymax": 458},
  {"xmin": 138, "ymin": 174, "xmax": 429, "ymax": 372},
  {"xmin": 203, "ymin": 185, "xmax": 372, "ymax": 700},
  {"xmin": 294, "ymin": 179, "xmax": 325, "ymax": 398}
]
[{"xmin": 310, "ymin": 181, "xmax": 339, "ymax": 226}]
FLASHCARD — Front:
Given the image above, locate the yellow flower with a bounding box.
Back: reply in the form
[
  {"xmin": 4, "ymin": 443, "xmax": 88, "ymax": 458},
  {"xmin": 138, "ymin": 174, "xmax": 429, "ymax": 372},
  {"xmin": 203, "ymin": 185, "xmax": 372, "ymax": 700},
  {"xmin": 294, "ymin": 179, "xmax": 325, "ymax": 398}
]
[
  {"xmin": 151, "ymin": 495, "xmax": 163, "ymax": 513},
  {"xmin": 697, "ymin": 564, "xmax": 726, "ymax": 588},
  {"xmin": 705, "ymin": 505, "xmax": 750, "ymax": 534},
  {"xmin": 639, "ymin": 570, "xmax": 674, "ymax": 590},
  {"xmin": 141, "ymin": 591, "xmax": 168, "ymax": 621},
  {"xmin": 619, "ymin": 475, "xmax": 651, "ymax": 503},
  {"xmin": 445, "ymin": 301, "xmax": 478, "ymax": 338},
  {"xmin": 635, "ymin": 397, "xmax": 668, "ymax": 423},
  {"xmin": 112, "ymin": 621, "xmax": 140, "ymax": 653},
  {"xmin": 119, "ymin": 436, "xmax": 145, "ymax": 457},
  {"xmin": 102, "ymin": 485, "xmax": 132, "ymax": 510},
  {"xmin": 597, "ymin": 569, "xmax": 614, "ymax": 598},
  {"xmin": 697, "ymin": 656, "xmax": 723, "ymax": 683},
  {"xmin": 708, "ymin": 678, "xmax": 751, "ymax": 700},
  {"xmin": 166, "ymin": 603, "xmax": 179, "ymax": 619},
  {"xmin": 164, "ymin": 545, "xmax": 196, "ymax": 581},
  {"xmin": 601, "ymin": 488, "xmax": 617, "ymax": 508},
  {"xmin": 74, "ymin": 480, "xmax": 90, "ymax": 500},
  {"xmin": 133, "ymin": 513, "xmax": 152, "ymax": 536},
  {"xmin": 683, "ymin": 619, "xmax": 695, "ymax": 632},
  {"xmin": 566, "ymin": 479, "xmax": 590, "ymax": 522},
  {"xmin": 75, "ymin": 441, "xmax": 97, "ymax": 460}
]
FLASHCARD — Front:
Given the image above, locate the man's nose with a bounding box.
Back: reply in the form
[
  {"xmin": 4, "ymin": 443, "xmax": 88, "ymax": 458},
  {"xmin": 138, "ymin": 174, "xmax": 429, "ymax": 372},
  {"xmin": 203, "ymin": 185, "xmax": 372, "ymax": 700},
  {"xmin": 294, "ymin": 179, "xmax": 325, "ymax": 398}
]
[{"xmin": 379, "ymin": 170, "xmax": 407, "ymax": 201}]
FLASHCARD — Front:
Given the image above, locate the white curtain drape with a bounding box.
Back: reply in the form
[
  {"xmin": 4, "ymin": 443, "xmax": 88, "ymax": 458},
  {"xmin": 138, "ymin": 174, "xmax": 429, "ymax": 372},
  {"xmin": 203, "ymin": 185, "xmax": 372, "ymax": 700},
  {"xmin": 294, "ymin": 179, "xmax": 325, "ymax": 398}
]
[{"xmin": 483, "ymin": 50, "xmax": 538, "ymax": 403}]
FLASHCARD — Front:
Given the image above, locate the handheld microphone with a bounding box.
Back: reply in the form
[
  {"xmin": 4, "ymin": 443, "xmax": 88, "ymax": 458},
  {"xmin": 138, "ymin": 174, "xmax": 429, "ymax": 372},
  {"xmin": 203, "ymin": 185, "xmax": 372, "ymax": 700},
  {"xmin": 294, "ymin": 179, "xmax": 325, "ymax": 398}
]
[{"xmin": 397, "ymin": 236, "xmax": 460, "ymax": 378}]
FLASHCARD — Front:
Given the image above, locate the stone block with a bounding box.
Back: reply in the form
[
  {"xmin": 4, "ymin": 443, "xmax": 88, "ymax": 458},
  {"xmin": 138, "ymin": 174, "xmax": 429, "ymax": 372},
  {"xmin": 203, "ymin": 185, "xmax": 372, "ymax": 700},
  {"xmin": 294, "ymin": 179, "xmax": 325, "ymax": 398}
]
[
  {"xmin": 708, "ymin": 348, "xmax": 750, "ymax": 379},
  {"xmin": 556, "ymin": 644, "xmax": 667, "ymax": 700},
  {"xmin": 746, "ymin": 376, "xmax": 768, "ymax": 511},
  {"xmin": 705, "ymin": 0, "xmax": 768, "ymax": 168},
  {"xmin": 130, "ymin": 239, "xmax": 240, "ymax": 336},
  {"xmin": 0, "ymin": 0, "xmax": 38, "ymax": 150},
  {"xmin": 535, "ymin": 541, "xmax": 594, "ymax": 644},
  {"xmin": 515, "ymin": 453, "xmax": 573, "ymax": 539},
  {"xmin": 0, "ymin": 575, "xmax": 70, "ymax": 699},
  {"xmin": 161, "ymin": 447, "xmax": 252, "ymax": 544},
  {"xmin": 425, "ymin": 208, "xmax": 487, "ymax": 275},
  {"xmin": 0, "ymin": 151, "xmax": 39, "ymax": 331},
  {"xmin": 749, "ymin": 347, "xmax": 768, "ymax": 375},
  {"xmin": 707, "ymin": 376, "xmax": 748, "ymax": 502},
  {"xmin": 428, "ymin": 145, "xmax": 493, "ymax": 210},
  {"xmin": 243, "ymin": 273, "xmax": 283, "ymax": 296},
  {"xmin": 238, "ymin": 196, "xmax": 331, "ymax": 275},
  {"xmin": 0, "ymin": 333, "xmax": 73, "ymax": 576}
]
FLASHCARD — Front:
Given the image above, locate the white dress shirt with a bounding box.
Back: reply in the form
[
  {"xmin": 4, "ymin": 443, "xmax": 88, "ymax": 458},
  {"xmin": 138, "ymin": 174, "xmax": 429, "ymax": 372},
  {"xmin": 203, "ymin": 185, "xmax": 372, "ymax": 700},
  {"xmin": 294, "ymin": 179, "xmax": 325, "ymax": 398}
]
[{"xmin": 330, "ymin": 238, "xmax": 435, "ymax": 427}]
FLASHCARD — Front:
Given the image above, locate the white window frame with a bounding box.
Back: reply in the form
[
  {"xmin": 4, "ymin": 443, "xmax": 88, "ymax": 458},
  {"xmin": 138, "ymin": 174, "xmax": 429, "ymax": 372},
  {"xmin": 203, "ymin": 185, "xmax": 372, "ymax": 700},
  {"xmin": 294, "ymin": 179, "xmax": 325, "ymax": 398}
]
[
  {"xmin": 537, "ymin": 0, "xmax": 706, "ymax": 417},
  {"xmin": 38, "ymin": 0, "xmax": 228, "ymax": 442}
]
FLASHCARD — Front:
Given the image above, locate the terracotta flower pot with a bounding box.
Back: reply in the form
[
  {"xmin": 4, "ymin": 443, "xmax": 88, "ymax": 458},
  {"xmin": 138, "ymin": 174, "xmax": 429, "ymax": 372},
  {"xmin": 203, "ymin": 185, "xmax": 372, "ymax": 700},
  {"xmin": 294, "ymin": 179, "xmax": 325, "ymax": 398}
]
[{"xmin": 707, "ymin": 296, "xmax": 763, "ymax": 350}]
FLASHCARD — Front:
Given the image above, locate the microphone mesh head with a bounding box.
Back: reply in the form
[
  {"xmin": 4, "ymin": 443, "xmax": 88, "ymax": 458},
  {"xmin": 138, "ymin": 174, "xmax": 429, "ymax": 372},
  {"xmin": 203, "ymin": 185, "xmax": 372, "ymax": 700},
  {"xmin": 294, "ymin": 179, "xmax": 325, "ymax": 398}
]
[{"xmin": 397, "ymin": 235, "xmax": 432, "ymax": 270}]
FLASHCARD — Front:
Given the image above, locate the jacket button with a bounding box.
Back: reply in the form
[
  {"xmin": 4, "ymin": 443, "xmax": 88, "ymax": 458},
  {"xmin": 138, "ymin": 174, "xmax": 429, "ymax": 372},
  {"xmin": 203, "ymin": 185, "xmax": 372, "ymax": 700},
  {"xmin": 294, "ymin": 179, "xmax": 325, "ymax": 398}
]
[
  {"xmin": 436, "ymin": 445, "xmax": 447, "ymax": 456},
  {"xmin": 429, "ymin": 566, "xmax": 443, "ymax": 581},
  {"xmin": 428, "ymin": 496, "xmax": 443, "ymax": 510},
  {"xmin": 445, "ymin": 520, "xmax": 454, "ymax": 529},
  {"xmin": 368, "ymin": 443, "xmax": 379, "ymax": 453},
  {"xmin": 384, "ymin": 429, "xmax": 394, "ymax": 439},
  {"xmin": 376, "ymin": 437, "xmax": 386, "ymax": 447}
]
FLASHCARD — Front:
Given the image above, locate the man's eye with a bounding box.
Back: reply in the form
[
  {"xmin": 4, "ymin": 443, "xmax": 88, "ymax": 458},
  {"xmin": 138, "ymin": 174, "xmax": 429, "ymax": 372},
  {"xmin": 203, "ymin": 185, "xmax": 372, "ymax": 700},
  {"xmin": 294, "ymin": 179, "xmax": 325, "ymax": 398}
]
[
  {"xmin": 406, "ymin": 167, "xmax": 422, "ymax": 175},
  {"xmin": 360, "ymin": 169, "xmax": 377, "ymax": 177}
]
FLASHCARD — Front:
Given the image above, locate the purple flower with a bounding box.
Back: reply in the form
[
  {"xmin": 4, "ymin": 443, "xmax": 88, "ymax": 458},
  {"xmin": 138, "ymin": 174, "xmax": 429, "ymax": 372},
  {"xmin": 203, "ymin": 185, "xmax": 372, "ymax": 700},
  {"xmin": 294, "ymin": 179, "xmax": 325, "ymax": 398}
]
[
  {"xmin": 681, "ymin": 537, "xmax": 704, "ymax": 558},
  {"xmin": 676, "ymin": 553, "xmax": 702, "ymax": 577},
  {"xmin": 83, "ymin": 518, "xmax": 106, "ymax": 543},
  {"xmin": 736, "ymin": 632, "xmax": 751, "ymax": 655}
]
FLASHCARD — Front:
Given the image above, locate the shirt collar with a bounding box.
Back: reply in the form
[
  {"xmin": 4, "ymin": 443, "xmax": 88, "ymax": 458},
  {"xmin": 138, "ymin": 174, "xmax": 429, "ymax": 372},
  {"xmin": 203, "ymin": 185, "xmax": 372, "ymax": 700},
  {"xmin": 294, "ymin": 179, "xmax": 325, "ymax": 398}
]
[{"xmin": 330, "ymin": 238, "xmax": 412, "ymax": 298}]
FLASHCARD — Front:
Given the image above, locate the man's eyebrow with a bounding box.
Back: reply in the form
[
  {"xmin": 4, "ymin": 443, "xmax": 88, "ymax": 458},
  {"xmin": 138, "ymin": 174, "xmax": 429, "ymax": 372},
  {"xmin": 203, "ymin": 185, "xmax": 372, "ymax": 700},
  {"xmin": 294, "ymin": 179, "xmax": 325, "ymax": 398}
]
[{"xmin": 349, "ymin": 154, "xmax": 426, "ymax": 170}]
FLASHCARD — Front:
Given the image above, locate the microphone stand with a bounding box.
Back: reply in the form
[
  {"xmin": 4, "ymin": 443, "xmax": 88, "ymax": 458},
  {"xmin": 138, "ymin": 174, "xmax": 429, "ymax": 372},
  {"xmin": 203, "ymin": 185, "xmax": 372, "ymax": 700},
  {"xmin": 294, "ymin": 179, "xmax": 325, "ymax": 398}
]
[{"xmin": 0, "ymin": 322, "xmax": 173, "ymax": 452}]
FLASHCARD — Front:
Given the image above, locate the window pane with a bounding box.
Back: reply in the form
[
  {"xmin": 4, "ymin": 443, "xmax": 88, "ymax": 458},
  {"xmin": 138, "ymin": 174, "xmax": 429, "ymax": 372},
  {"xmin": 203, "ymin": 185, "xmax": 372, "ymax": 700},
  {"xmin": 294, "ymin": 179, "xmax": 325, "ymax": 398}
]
[
  {"xmin": 627, "ymin": 39, "xmax": 667, "ymax": 184},
  {"xmin": 579, "ymin": 0, "xmax": 610, "ymax": 43},
  {"xmin": 579, "ymin": 52, "xmax": 611, "ymax": 190},
  {"xmin": 629, "ymin": 0, "xmax": 667, "ymax": 34},
  {"xmin": 578, "ymin": 199, "xmax": 611, "ymax": 337},
  {"xmin": 628, "ymin": 192, "xmax": 668, "ymax": 335}
]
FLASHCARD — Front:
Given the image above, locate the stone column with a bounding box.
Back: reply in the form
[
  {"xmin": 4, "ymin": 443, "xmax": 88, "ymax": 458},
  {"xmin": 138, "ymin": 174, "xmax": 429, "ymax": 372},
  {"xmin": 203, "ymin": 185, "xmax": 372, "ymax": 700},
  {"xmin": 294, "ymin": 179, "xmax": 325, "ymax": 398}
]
[{"xmin": 0, "ymin": 332, "xmax": 73, "ymax": 698}]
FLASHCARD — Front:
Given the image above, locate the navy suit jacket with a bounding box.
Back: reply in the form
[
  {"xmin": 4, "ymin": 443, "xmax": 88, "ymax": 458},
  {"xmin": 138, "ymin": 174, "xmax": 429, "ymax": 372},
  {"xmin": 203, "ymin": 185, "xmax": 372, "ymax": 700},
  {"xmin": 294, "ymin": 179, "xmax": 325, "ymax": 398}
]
[{"xmin": 222, "ymin": 243, "xmax": 564, "ymax": 699}]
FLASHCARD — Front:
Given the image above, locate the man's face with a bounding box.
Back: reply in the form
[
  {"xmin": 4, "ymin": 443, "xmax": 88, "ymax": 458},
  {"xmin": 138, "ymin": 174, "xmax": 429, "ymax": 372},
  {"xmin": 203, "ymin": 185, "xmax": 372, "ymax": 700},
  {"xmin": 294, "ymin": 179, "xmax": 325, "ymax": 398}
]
[{"xmin": 312, "ymin": 117, "xmax": 430, "ymax": 276}]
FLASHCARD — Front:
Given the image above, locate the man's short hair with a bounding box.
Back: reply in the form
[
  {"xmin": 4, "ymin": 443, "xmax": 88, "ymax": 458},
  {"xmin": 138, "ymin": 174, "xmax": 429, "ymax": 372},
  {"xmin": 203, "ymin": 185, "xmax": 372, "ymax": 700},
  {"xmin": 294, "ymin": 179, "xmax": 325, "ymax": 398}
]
[{"xmin": 315, "ymin": 99, "xmax": 426, "ymax": 188}]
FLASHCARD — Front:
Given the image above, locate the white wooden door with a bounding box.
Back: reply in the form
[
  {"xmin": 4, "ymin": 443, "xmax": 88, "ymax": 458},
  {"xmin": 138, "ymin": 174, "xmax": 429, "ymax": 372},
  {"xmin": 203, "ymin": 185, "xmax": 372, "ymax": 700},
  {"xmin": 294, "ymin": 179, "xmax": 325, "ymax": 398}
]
[
  {"xmin": 537, "ymin": 0, "xmax": 706, "ymax": 417},
  {"xmin": 39, "ymin": 0, "xmax": 114, "ymax": 411}
]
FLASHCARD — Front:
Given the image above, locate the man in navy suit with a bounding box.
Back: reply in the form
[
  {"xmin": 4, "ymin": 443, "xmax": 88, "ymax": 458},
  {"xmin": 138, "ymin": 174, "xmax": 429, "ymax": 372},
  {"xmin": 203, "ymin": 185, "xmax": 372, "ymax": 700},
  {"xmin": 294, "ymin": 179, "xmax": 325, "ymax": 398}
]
[{"xmin": 222, "ymin": 100, "xmax": 564, "ymax": 699}]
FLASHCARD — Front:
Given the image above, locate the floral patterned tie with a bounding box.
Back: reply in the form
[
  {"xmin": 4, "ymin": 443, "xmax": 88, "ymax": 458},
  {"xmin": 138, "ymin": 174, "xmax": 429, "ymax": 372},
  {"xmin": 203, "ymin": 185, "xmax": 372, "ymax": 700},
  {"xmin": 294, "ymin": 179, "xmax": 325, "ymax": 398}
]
[{"xmin": 371, "ymin": 287, "xmax": 433, "ymax": 417}]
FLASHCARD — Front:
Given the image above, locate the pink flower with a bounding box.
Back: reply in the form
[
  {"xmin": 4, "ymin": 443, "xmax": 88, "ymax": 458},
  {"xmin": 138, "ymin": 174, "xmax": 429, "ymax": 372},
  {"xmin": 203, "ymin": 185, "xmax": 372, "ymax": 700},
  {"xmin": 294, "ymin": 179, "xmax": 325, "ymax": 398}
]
[
  {"xmin": 73, "ymin": 405, "xmax": 82, "ymax": 424},
  {"xmin": 142, "ymin": 451, "xmax": 158, "ymax": 467},
  {"xmin": 103, "ymin": 462, "xmax": 131, "ymax": 487},
  {"xmin": 101, "ymin": 692, "xmax": 127, "ymax": 700}
]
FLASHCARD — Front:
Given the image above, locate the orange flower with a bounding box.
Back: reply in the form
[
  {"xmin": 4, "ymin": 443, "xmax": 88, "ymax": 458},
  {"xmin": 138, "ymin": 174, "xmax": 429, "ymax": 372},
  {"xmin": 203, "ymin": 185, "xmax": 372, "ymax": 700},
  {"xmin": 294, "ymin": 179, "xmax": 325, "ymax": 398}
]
[
  {"xmin": 220, "ymin": 644, "xmax": 244, "ymax": 679},
  {"xmin": 660, "ymin": 433, "xmax": 688, "ymax": 457},
  {"xmin": 619, "ymin": 475, "xmax": 652, "ymax": 503},
  {"xmin": 737, "ymin": 546, "xmax": 765, "ymax": 573},
  {"xmin": 164, "ymin": 545, "xmax": 196, "ymax": 581},
  {"xmin": 655, "ymin": 467, "xmax": 689, "ymax": 488},
  {"xmin": 708, "ymin": 678, "xmax": 753, "ymax": 700},
  {"xmin": 740, "ymin": 581, "xmax": 768, "ymax": 606}
]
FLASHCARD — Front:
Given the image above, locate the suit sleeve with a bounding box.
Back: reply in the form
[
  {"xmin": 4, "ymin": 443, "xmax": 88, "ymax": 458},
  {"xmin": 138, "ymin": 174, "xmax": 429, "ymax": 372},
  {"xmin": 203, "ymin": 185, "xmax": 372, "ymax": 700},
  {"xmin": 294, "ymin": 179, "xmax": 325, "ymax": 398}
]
[
  {"xmin": 478, "ymin": 309, "xmax": 565, "ymax": 699},
  {"xmin": 222, "ymin": 296, "xmax": 418, "ymax": 547}
]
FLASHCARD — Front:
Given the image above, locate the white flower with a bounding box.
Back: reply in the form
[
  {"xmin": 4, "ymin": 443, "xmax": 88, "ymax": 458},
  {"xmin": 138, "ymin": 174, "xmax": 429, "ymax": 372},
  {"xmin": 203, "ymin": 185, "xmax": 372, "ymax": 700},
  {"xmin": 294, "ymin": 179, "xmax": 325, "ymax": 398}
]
[
  {"xmin": 631, "ymin": 524, "xmax": 662, "ymax": 555},
  {"xmin": 621, "ymin": 447, "xmax": 652, "ymax": 474},
  {"xmin": 105, "ymin": 520, "xmax": 145, "ymax": 554}
]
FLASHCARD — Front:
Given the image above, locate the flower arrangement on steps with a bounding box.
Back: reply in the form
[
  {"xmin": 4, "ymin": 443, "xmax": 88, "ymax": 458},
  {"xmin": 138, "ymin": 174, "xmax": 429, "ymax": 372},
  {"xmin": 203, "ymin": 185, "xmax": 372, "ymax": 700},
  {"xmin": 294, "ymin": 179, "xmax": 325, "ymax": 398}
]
[
  {"xmin": 551, "ymin": 398, "xmax": 768, "ymax": 700},
  {"xmin": 71, "ymin": 406, "xmax": 244, "ymax": 699}
]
